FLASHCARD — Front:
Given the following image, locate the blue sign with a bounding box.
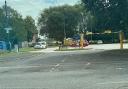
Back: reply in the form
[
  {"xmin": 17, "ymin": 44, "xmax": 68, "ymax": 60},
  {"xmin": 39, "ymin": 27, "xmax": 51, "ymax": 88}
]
[{"xmin": 0, "ymin": 41, "xmax": 7, "ymax": 50}]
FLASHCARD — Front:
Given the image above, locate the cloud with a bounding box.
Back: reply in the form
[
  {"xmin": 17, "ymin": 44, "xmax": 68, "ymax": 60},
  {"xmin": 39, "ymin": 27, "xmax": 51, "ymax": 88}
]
[{"xmin": 0, "ymin": 0, "xmax": 79, "ymax": 22}]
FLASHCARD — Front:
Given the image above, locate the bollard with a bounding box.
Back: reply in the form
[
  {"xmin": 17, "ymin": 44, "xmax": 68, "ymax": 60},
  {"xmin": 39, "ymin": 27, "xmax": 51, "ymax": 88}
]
[
  {"xmin": 80, "ymin": 34, "xmax": 84, "ymax": 48},
  {"xmin": 119, "ymin": 31, "xmax": 124, "ymax": 49}
]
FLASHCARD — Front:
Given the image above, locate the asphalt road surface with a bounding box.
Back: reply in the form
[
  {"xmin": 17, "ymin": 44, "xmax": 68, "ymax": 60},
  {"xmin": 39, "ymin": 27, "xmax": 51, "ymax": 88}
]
[{"xmin": 0, "ymin": 49, "xmax": 128, "ymax": 89}]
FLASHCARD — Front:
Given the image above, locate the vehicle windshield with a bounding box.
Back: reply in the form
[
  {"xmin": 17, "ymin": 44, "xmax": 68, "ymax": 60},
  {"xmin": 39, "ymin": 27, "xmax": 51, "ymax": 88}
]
[
  {"xmin": 36, "ymin": 43, "xmax": 41, "ymax": 45},
  {"xmin": 0, "ymin": 0, "xmax": 128, "ymax": 89},
  {"xmin": 41, "ymin": 43, "xmax": 45, "ymax": 45}
]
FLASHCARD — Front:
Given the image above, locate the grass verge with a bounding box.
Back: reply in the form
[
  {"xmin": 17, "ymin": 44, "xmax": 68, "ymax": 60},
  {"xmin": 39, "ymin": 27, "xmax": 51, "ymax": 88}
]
[
  {"xmin": 55, "ymin": 48, "xmax": 91, "ymax": 51},
  {"xmin": 19, "ymin": 47, "xmax": 41, "ymax": 52},
  {"xmin": 0, "ymin": 51, "xmax": 18, "ymax": 57},
  {"xmin": 0, "ymin": 47, "xmax": 41, "ymax": 57}
]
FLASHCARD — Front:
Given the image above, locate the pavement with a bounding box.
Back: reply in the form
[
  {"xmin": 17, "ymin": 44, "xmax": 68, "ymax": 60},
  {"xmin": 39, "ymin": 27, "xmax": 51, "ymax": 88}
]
[
  {"xmin": 0, "ymin": 44, "xmax": 128, "ymax": 89},
  {"xmin": 30, "ymin": 47, "xmax": 58, "ymax": 53},
  {"xmin": 30, "ymin": 43, "xmax": 128, "ymax": 53},
  {"xmin": 86, "ymin": 43, "xmax": 128, "ymax": 50}
]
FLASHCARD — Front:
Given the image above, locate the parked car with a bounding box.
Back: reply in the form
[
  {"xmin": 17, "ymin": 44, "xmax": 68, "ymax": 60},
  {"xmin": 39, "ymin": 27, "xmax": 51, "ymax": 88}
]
[
  {"xmin": 84, "ymin": 40, "xmax": 89, "ymax": 46},
  {"xmin": 34, "ymin": 42, "xmax": 47, "ymax": 49},
  {"xmin": 70, "ymin": 40, "xmax": 89, "ymax": 47},
  {"xmin": 28, "ymin": 42, "xmax": 36, "ymax": 47},
  {"xmin": 89, "ymin": 40, "xmax": 98, "ymax": 44},
  {"xmin": 97, "ymin": 40, "xmax": 103, "ymax": 44}
]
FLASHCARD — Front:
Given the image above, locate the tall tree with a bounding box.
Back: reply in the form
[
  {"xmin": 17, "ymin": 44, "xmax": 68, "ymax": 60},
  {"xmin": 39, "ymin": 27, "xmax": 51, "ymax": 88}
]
[
  {"xmin": 0, "ymin": 7, "xmax": 6, "ymax": 40},
  {"xmin": 24, "ymin": 16, "xmax": 37, "ymax": 42},
  {"xmin": 38, "ymin": 5, "xmax": 81, "ymax": 42},
  {"xmin": 82, "ymin": 0, "xmax": 128, "ymax": 32},
  {"xmin": 10, "ymin": 9, "xmax": 27, "ymax": 42},
  {"xmin": 0, "ymin": 6, "xmax": 37, "ymax": 44}
]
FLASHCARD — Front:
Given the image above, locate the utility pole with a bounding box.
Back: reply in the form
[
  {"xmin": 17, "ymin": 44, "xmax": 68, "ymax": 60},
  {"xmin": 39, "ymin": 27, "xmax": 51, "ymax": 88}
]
[
  {"xmin": 5, "ymin": 0, "xmax": 8, "ymax": 27},
  {"xmin": 64, "ymin": 17, "xmax": 66, "ymax": 39},
  {"xmin": 4, "ymin": 0, "xmax": 12, "ymax": 51},
  {"xmin": 63, "ymin": 14, "xmax": 66, "ymax": 46}
]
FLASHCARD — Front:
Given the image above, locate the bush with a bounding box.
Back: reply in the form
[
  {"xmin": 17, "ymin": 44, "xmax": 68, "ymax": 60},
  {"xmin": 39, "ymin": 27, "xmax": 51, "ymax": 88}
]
[{"xmin": 86, "ymin": 33, "xmax": 119, "ymax": 44}]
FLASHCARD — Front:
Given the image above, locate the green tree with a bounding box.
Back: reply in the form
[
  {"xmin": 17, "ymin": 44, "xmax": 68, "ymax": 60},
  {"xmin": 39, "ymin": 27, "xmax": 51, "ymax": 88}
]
[
  {"xmin": 0, "ymin": 7, "xmax": 6, "ymax": 40},
  {"xmin": 10, "ymin": 10, "xmax": 27, "ymax": 42},
  {"xmin": 0, "ymin": 6, "xmax": 27, "ymax": 42},
  {"xmin": 0, "ymin": 6, "xmax": 37, "ymax": 44},
  {"xmin": 24, "ymin": 16, "xmax": 37, "ymax": 42},
  {"xmin": 38, "ymin": 5, "xmax": 81, "ymax": 42},
  {"xmin": 82, "ymin": 0, "xmax": 128, "ymax": 32}
]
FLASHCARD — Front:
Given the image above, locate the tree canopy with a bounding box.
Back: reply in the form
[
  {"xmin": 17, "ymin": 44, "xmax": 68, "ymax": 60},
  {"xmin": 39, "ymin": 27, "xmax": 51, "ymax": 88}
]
[
  {"xmin": 38, "ymin": 5, "xmax": 82, "ymax": 42},
  {"xmin": 0, "ymin": 6, "xmax": 37, "ymax": 44},
  {"xmin": 24, "ymin": 16, "xmax": 37, "ymax": 42},
  {"xmin": 82, "ymin": 0, "xmax": 128, "ymax": 32}
]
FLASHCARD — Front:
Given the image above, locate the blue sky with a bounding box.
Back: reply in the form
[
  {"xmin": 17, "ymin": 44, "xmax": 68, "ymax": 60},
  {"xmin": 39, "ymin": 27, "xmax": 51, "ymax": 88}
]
[{"xmin": 0, "ymin": 0, "xmax": 79, "ymax": 21}]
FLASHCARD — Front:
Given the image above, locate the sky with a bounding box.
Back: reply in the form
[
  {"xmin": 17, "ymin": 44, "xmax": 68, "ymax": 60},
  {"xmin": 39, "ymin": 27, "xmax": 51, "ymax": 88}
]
[{"xmin": 0, "ymin": 0, "xmax": 79, "ymax": 22}]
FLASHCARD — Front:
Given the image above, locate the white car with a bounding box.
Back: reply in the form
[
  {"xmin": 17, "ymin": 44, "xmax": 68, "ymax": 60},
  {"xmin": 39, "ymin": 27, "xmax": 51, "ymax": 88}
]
[
  {"xmin": 34, "ymin": 42, "xmax": 47, "ymax": 49},
  {"xmin": 97, "ymin": 40, "xmax": 103, "ymax": 44}
]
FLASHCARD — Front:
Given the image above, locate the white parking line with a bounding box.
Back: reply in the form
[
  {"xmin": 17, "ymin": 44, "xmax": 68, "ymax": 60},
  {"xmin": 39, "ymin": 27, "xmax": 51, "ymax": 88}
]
[
  {"xmin": 55, "ymin": 64, "xmax": 60, "ymax": 67},
  {"xmin": 0, "ymin": 66, "xmax": 40, "ymax": 69},
  {"xmin": 97, "ymin": 81, "xmax": 128, "ymax": 85},
  {"xmin": 61, "ymin": 60, "xmax": 65, "ymax": 62},
  {"xmin": 86, "ymin": 62, "xmax": 91, "ymax": 66},
  {"xmin": 116, "ymin": 67, "xmax": 124, "ymax": 70}
]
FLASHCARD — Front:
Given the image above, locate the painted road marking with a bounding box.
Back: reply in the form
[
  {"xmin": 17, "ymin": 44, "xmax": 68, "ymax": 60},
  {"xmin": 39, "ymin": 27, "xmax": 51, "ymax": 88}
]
[
  {"xmin": 61, "ymin": 60, "xmax": 65, "ymax": 62},
  {"xmin": 97, "ymin": 81, "xmax": 128, "ymax": 85},
  {"xmin": 55, "ymin": 64, "xmax": 60, "ymax": 67},
  {"xmin": 116, "ymin": 67, "xmax": 124, "ymax": 70},
  {"xmin": 0, "ymin": 66, "xmax": 40, "ymax": 69},
  {"xmin": 86, "ymin": 62, "xmax": 91, "ymax": 66}
]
